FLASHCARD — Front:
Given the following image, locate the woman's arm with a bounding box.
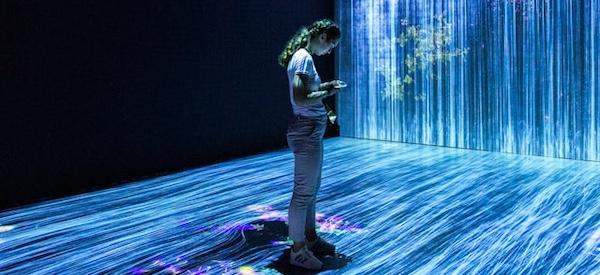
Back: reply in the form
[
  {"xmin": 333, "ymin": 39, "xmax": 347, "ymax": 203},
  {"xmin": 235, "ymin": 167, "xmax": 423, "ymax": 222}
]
[{"xmin": 292, "ymin": 74, "xmax": 339, "ymax": 106}]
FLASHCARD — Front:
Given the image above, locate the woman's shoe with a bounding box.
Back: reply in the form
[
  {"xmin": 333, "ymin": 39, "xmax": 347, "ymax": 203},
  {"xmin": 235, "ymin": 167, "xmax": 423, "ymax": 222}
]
[
  {"xmin": 307, "ymin": 237, "xmax": 336, "ymax": 254},
  {"xmin": 289, "ymin": 245, "xmax": 323, "ymax": 270}
]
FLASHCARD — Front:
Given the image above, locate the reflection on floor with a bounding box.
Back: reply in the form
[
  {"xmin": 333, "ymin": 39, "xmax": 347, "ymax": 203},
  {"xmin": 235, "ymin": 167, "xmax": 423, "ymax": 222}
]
[{"xmin": 1, "ymin": 137, "xmax": 600, "ymax": 274}]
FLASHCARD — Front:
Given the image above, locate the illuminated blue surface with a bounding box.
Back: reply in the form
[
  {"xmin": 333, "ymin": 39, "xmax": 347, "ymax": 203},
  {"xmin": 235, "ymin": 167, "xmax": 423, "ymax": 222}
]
[
  {"xmin": 335, "ymin": 0, "xmax": 599, "ymax": 161},
  {"xmin": 1, "ymin": 137, "xmax": 600, "ymax": 274}
]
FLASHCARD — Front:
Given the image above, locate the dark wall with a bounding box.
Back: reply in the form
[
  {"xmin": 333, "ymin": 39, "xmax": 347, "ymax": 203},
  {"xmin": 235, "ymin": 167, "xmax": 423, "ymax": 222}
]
[{"xmin": 0, "ymin": 1, "xmax": 335, "ymax": 210}]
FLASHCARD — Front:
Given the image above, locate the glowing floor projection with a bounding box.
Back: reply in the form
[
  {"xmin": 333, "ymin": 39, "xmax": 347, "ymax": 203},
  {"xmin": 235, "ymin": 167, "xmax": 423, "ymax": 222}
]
[{"xmin": 1, "ymin": 137, "xmax": 600, "ymax": 274}]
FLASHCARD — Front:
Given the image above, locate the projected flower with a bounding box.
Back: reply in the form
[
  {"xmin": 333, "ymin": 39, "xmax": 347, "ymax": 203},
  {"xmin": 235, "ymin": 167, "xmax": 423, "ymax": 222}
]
[
  {"xmin": 246, "ymin": 204, "xmax": 286, "ymax": 221},
  {"xmin": 247, "ymin": 204, "xmax": 364, "ymax": 235},
  {"xmin": 133, "ymin": 205, "xmax": 363, "ymax": 274},
  {"xmin": 382, "ymin": 13, "xmax": 470, "ymax": 101},
  {"xmin": 317, "ymin": 215, "xmax": 364, "ymax": 235}
]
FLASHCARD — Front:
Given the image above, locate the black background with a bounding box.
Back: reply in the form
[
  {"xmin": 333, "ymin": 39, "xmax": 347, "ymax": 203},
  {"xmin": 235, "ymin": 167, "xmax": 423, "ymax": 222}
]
[{"xmin": 0, "ymin": 1, "xmax": 336, "ymax": 210}]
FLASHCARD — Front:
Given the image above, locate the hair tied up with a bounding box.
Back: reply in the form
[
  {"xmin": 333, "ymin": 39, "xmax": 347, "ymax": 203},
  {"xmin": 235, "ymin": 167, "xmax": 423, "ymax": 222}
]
[{"xmin": 278, "ymin": 19, "xmax": 341, "ymax": 68}]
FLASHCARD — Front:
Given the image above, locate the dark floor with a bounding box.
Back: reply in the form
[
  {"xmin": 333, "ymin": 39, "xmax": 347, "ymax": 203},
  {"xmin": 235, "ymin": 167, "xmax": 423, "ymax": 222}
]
[{"xmin": 1, "ymin": 137, "xmax": 600, "ymax": 274}]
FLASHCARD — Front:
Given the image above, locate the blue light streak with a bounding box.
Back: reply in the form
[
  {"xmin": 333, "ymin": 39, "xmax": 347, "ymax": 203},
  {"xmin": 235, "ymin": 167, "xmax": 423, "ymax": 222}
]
[
  {"xmin": 336, "ymin": 0, "xmax": 600, "ymax": 161},
  {"xmin": 1, "ymin": 138, "xmax": 599, "ymax": 274}
]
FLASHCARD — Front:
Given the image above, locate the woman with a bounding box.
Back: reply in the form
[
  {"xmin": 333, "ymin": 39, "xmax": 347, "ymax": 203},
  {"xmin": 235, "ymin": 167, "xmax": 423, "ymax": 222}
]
[{"xmin": 278, "ymin": 19, "xmax": 343, "ymax": 270}]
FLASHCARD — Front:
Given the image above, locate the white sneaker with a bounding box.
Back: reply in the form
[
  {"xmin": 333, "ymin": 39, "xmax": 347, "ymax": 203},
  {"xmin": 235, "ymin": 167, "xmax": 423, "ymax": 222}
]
[
  {"xmin": 289, "ymin": 245, "xmax": 323, "ymax": 270},
  {"xmin": 307, "ymin": 237, "xmax": 336, "ymax": 254}
]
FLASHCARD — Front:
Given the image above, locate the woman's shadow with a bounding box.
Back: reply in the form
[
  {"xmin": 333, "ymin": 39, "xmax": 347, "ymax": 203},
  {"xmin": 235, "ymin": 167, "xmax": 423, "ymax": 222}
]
[{"xmin": 244, "ymin": 220, "xmax": 352, "ymax": 274}]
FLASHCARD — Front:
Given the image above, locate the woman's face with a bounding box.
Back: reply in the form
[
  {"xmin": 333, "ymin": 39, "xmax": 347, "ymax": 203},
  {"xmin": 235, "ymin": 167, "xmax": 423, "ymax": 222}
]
[{"xmin": 314, "ymin": 33, "xmax": 340, "ymax": 56}]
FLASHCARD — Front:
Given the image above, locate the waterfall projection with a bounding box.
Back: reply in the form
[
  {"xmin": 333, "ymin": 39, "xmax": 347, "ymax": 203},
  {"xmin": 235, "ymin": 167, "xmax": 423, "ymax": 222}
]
[{"xmin": 335, "ymin": 0, "xmax": 599, "ymax": 161}]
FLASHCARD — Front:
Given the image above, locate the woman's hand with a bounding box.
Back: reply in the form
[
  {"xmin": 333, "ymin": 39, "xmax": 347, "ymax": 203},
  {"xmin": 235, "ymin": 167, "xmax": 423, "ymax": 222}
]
[
  {"xmin": 331, "ymin": 80, "xmax": 347, "ymax": 89},
  {"xmin": 320, "ymin": 80, "xmax": 346, "ymax": 91},
  {"xmin": 323, "ymin": 80, "xmax": 346, "ymax": 96}
]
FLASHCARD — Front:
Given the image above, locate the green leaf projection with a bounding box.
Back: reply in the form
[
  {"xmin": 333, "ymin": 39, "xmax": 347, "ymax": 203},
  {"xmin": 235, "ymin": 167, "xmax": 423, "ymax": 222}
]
[
  {"xmin": 335, "ymin": 0, "xmax": 599, "ymax": 161},
  {"xmin": 382, "ymin": 13, "xmax": 470, "ymax": 101}
]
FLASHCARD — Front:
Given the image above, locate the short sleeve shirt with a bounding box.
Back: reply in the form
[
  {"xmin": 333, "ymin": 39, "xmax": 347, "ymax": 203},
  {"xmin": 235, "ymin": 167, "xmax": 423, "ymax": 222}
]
[{"xmin": 286, "ymin": 48, "xmax": 326, "ymax": 117}]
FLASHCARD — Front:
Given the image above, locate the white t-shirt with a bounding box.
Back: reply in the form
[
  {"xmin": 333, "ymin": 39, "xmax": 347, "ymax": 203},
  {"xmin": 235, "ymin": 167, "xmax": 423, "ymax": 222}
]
[{"xmin": 287, "ymin": 48, "xmax": 326, "ymax": 117}]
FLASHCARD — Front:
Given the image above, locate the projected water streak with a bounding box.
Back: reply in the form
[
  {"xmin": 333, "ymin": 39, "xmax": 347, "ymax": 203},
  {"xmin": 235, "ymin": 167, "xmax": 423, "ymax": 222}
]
[
  {"xmin": 336, "ymin": 0, "xmax": 599, "ymax": 161},
  {"xmin": 1, "ymin": 138, "xmax": 600, "ymax": 274}
]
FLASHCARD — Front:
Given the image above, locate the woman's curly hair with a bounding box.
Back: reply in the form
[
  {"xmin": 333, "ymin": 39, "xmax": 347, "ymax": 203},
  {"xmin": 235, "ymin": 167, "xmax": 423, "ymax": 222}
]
[{"xmin": 278, "ymin": 19, "xmax": 341, "ymax": 68}]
